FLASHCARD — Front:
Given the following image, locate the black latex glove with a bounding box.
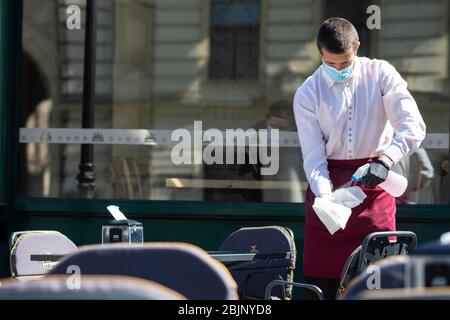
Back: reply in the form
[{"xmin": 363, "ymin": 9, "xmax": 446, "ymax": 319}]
[{"xmin": 362, "ymin": 160, "xmax": 390, "ymax": 187}]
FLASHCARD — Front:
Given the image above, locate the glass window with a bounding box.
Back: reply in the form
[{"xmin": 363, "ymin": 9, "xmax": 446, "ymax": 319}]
[
  {"xmin": 325, "ymin": 0, "xmax": 372, "ymax": 57},
  {"xmin": 19, "ymin": 0, "xmax": 449, "ymax": 205},
  {"xmin": 323, "ymin": 0, "xmax": 449, "ymax": 205},
  {"xmin": 209, "ymin": 0, "xmax": 260, "ymax": 80}
]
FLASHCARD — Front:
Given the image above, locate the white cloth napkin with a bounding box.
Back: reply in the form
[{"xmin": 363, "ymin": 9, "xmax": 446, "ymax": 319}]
[
  {"xmin": 312, "ymin": 186, "xmax": 367, "ymax": 235},
  {"xmin": 107, "ymin": 205, "xmax": 127, "ymax": 220}
]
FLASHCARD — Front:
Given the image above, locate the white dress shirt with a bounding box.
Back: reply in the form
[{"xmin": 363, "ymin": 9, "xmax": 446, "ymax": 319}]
[{"xmin": 293, "ymin": 56, "xmax": 426, "ymax": 197}]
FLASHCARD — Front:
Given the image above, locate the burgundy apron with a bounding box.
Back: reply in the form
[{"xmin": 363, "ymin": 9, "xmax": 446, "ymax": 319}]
[{"xmin": 303, "ymin": 158, "xmax": 396, "ymax": 279}]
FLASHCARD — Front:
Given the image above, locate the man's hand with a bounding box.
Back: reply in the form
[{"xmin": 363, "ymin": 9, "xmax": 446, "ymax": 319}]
[
  {"xmin": 319, "ymin": 193, "xmax": 333, "ymax": 200},
  {"xmin": 362, "ymin": 159, "xmax": 390, "ymax": 187}
]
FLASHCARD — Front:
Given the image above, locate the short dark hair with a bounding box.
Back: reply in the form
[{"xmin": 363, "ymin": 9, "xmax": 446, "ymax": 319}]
[{"xmin": 316, "ymin": 17, "xmax": 359, "ymax": 54}]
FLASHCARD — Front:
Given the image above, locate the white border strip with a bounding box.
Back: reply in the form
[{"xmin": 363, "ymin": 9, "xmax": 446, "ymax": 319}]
[
  {"xmin": 19, "ymin": 128, "xmax": 160, "ymax": 145},
  {"xmin": 18, "ymin": 128, "xmax": 449, "ymax": 149},
  {"xmin": 420, "ymin": 133, "xmax": 449, "ymax": 150}
]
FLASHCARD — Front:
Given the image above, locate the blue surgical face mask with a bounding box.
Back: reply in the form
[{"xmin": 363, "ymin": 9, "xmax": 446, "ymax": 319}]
[{"xmin": 322, "ymin": 61, "xmax": 354, "ymax": 83}]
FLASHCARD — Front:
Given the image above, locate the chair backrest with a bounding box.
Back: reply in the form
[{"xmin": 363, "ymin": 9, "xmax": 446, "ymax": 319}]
[
  {"xmin": 49, "ymin": 242, "xmax": 238, "ymax": 300},
  {"xmin": 218, "ymin": 226, "xmax": 296, "ymax": 299},
  {"xmin": 0, "ymin": 275, "xmax": 186, "ymax": 300},
  {"xmin": 342, "ymin": 255, "xmax": 409, "ymax": 299},
  {"xmin": 354, "ymin": 287, "xmax": 450, "ymax": 300},
  {"xmin": 343, "ymin": 244, "xmax": 450, "ymax": 299},
  {"xmin": 336, "ymin": 231, "xmax": 417, "ymax": 299},
  {"xmin": 358, "ymin": 231, "xmax": 417, "ymax": 271},
  {"xmin": 409, "ymin": 236, "xmax": 450, "ymax": 288},
  {"xmin": 9, "ymin": 231, "xmax": 78, "ymax": 279},
  {"xmin": 9, "ymin": 230, "xmax": 57, "ymax": 249},
  {"xmin": 337, "ymin": 245, "xmax": 362, "ymax": 298}
]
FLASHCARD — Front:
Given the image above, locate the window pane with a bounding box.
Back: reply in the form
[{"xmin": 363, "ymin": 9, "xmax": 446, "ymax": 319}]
[
  {"xmin": 212, "ymin": 0, "xmax": 260, "ymax": 26},
  {"xmin": 209, "ymin": 27, "xmax": 235, "ymax": 79},
  {"xmin": 235, "ymin": 26, "xmax": 259, "ymax": 79},
  {"xmin": 19, "ymin": 0, "xmax": 449, "ymax": 205},
  {"xmin": 210, "ymin": 1, "xmax": 260, "ymax": 80},
  {"xmin": 325, "ymin": 0, "xmax": 371, "ymax": 57}
]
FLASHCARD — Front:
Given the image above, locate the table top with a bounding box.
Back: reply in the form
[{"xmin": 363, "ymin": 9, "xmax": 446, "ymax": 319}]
[
  {"xmin": 31, "ymin": 251, "xmax": 291, "ymax": 263},
  {"xmin": 207, "ymin": 251, "xmax": 291, "ymax": 262},
  {"xmin": 166, "ymin": 178, "xmax": 307, "ymax": 190}
]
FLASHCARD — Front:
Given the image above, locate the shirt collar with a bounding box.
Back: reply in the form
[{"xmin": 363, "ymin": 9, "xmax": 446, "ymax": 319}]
[{"xmin": 321, "ymin": 56, "xmax": 361, "ymax": 88}]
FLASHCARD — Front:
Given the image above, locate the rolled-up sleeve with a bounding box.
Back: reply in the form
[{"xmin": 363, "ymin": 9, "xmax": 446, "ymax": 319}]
[
  {"xmin": 380, "ymin": 61, "xmax": 426, "ymax": 164},
  {"xmin": 293, "ymin": 86, "xmax": 333, "ymax": 197}
]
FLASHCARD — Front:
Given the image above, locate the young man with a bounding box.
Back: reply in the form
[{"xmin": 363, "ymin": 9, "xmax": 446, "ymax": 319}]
[{"xmin": 293, "ymin": 17, "xmax": 426, "ymax": 299}]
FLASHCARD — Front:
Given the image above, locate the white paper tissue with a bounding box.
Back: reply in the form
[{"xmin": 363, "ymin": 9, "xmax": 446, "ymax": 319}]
[
  {"xmin": 106, "ymin": 205, "xmax": 127, "ymax": 220},
  {"xmin": 312, "ymin": 186, "xmax": 367, "ymax": 235},
  {"xmin": 332, "ymin": 186, "xmax": 367, "ymax": 209},
  {"xmin": 313, "ymin": 198, "xmax": 351, "ymax": 235}
]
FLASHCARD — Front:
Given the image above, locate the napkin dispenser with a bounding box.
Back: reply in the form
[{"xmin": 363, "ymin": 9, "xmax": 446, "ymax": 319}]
[
  {"xmin": 102, "ymin": 219, "xmax": 143, "ymax": 244},
  {"xmin": 102, "ymin": 205, "xmax": 143, "ymax": 243}
]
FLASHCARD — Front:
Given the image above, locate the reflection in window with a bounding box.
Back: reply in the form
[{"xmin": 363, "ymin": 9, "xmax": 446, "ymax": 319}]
[
  {"xmin": 18, "ymin": 0, "xmax": 449, "ymax": 205},
  {"xmin": 209, "ymin": 0, "xmax": 260, "ymax": 80},
  {"xmin": 325, "ymin": 0, "xmax": 372, "ymax": 57},
  {"xmin": 393, "ymin": 148, "xmax": 436, "ymax": 204}
]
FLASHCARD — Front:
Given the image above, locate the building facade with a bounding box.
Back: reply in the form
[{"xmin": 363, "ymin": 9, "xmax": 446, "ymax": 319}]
[{"xmin": 0, "ymin": 0, "xmax": 449, "ymax": 278}]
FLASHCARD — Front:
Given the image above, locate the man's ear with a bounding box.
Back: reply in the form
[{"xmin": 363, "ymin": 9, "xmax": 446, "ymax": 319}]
[{"xmin": 354, "ymin": 41, "xmax": 361, "ymax": 54}]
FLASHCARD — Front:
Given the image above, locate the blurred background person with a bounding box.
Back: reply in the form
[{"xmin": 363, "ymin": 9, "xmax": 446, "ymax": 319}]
[
  {"xmin": 239, "ymin": 100, "xmax": 306, "ymax": 202},
  {"xmin": 392, "ymin": 147, "xmax": 434, "ymax": 204}
]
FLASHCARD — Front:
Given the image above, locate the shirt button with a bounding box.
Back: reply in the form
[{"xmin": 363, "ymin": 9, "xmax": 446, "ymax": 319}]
[
  {"xmin": 349, "ymin": 128, "xmax": 352, "ymax": 131},
  {"xmin": 349, "ymin": 134, "xmax": 352, "ymax": 136},
  {"xmin": 349, "ymin": 139, "xmax": 352, "ymax": 142},
  {"xmin": 349, "ymin": 118, "xmax": 352, "ymax": 120}
]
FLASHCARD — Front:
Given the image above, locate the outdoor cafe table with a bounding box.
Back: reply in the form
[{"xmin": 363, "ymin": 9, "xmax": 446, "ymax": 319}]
[
  {"xmin": 207, "ymin": 251, "xmax": 291, "ymax": 270},
  {"xmin": 31, "ymin": 251, "xmax": 291, "ymax": 271}
]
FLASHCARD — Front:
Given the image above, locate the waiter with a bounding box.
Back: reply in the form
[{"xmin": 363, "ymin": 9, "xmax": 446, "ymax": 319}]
[{"xmin": 293, "ymin": 17, "xmax": 426, "ymax": 299}]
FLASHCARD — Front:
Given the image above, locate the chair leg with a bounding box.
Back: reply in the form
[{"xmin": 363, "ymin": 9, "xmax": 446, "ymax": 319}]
[{"xmin": 265, "ymin": 279, "xmax": 325, "ymax": 300}]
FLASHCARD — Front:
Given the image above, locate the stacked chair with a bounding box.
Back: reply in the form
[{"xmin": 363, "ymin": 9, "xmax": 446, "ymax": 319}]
[
  {"xmin": 4, "ymin": 227, "xmax": 429, "ymax": 300},
  {"xmin": 343, "ymin": 232, "xmax": 450, "ymax": 300},
  {"xmin": 218, "ymin": 226, "xmax": 323, "ymax": 300},
  {"xmin": 49, "ymin": 242, "xmax": 238, "ymax": 300},
  {"xmin": 4, "ymin": 230, "xmax": 238, "ymax": 300},
  {"xmin": 0, "ymin": 275, "xmax": 186, "ymax": 300},
  {"xmin": 336, "ymin": 231, "xmax": 417, "ymax": 299},
  {"xmin": 9, "ymin": 230, "xmax": 78, "ymax": 281}
]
